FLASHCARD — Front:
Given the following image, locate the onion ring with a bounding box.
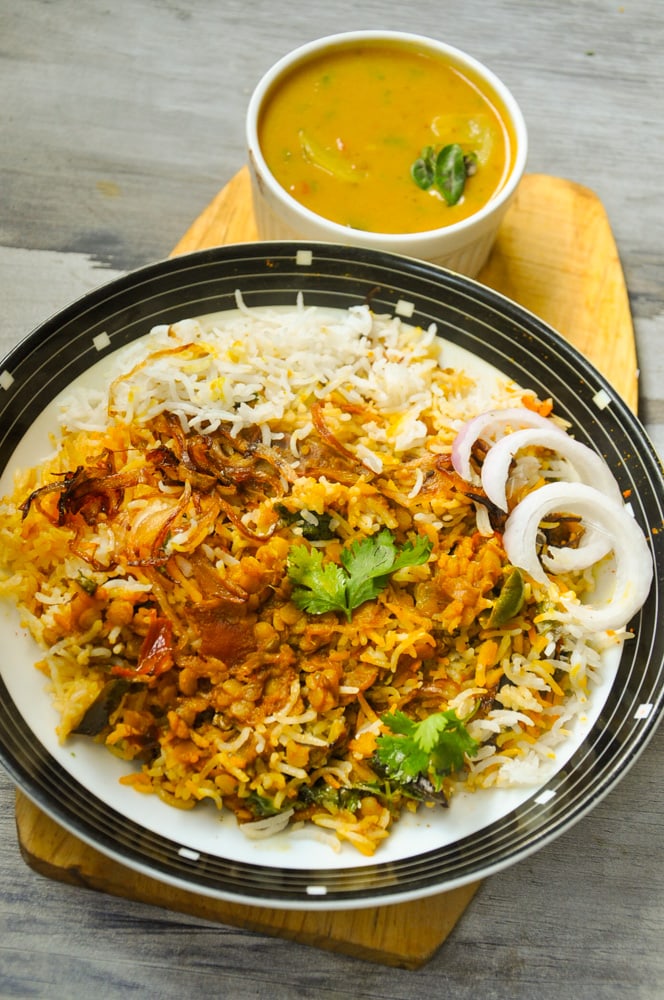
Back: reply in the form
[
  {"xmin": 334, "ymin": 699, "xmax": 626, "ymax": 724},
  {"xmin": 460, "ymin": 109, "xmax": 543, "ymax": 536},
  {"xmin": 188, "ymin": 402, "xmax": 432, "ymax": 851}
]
[
  {"xmin": 451, "ymin": 407, "xmax": 566, "ymax": 482},
  {"xmin": 541, "ymin": 533, "xmax": 613, "ymax": 575},
  {"xmin": 502, "ymin": 481, "xmax": 653, "ymax": 631},
  {"xmin": 480, "ymin": 427, "xmax": 625, "ymax": 512}
]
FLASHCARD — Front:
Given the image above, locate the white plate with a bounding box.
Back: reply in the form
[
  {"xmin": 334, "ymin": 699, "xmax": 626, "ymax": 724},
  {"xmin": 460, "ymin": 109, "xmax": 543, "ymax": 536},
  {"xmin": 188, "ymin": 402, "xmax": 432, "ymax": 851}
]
[{"xmin": 0, "ymin": 243, "xmax": 661, "ymax": 908}]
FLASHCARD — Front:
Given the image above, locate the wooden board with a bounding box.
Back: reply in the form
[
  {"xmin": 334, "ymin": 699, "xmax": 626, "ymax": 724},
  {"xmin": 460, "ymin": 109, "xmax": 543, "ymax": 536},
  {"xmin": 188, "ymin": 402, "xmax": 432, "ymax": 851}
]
[
  {"xmin": 170, "ymin": 167, "xmax": 638, "ymax": 411},
  {"xmin": 14, "ymin": 792, "xmax": 479, "ymax": 969},
  {"xmin": 14, "ymin": 168, "xmax": 638, "ymax": 968}
]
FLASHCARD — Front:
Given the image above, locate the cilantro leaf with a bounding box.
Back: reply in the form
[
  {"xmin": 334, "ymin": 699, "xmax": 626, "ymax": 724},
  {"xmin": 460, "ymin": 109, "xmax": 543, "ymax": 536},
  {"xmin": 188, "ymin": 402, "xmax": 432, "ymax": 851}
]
[
  {"xmin": 390, "ymin": 534, "xmax": 434, "ymax": 573},
  {"xmin": 373, "ymin": 733, "xmax": 430, "ymax": 785},
  {"xmin": 287, "ymin": 544, "xmax": 348, "ymax": 617},
  {"xmin": 375, "ymin": 708, "xmax": 479, "ymax": 792},
  {"xmin": 341, "ymin": 529, "xmax": 402, "ymax": 610},
  {"xmin": 287, "ymin": 529, "xmax": 432, "ymax": 621},
  {"xmin": 378, "ymin": 709, "xmax": 415, "ymax": 738}
]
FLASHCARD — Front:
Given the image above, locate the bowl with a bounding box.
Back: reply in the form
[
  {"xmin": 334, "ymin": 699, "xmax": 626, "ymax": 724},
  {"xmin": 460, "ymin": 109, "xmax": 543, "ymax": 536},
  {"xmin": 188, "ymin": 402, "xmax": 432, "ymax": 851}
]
[
  {"xmin": 0, "ymin": 242, "xmax": 662, "ymax": 909},
  {"xmin": 246, "ymin": 31, "xmax": 528, "ymax": 276}
]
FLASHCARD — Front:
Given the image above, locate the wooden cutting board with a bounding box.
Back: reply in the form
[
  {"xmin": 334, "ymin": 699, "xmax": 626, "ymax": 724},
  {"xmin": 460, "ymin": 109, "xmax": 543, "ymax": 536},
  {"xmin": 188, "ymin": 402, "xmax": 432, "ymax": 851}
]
[
  {"xmin": 14, "ymin": 168, "xmax": 638, "ymax": 969},
  {"xmin": 170, "ymin": 168, "xmax": 638, "ymax": 412}
]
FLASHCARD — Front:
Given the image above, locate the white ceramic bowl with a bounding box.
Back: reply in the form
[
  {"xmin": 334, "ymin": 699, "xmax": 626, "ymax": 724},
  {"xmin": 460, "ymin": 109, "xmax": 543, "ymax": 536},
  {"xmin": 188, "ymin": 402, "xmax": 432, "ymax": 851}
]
[{"xmin": 246, "ymin": 31, "xmax": 528, "ymax": 277}]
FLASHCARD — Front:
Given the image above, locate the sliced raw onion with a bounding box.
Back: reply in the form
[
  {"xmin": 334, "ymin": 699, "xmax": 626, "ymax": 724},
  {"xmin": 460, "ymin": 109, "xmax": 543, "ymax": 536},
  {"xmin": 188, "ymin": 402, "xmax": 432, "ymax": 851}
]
[
  {"xmin": 542, "ymin": 533, "xmax": 613, "ymax": 574},
  {"xmin": 451, "ymin": 407, "xmax": 566, "ymax": 482},
  {"xmin": 480, "ymin": 427, "xmax": 625, "ymax": 512},
  {"xmin": 502, "ymin": 481, "xmax": 653, "ymax": 631},
  {"xmin": 240, "ymin": 808, "xmax": 294, "ymax": 840}
]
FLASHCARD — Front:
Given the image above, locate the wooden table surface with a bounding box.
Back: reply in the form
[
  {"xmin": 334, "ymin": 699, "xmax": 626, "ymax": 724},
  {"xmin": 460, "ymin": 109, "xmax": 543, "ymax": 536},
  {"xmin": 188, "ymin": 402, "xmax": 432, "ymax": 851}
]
[{"xmin": 1, "ymin": 2, "xmax": 663, "ymax": 997}]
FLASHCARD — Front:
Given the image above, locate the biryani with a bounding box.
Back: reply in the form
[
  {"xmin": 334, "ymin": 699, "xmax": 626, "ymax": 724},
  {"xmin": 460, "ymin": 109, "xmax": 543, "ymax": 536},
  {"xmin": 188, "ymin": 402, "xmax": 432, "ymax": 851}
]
[{"xmin": 0, "ymin": 295, "xmax": 653, "ymax": 856}]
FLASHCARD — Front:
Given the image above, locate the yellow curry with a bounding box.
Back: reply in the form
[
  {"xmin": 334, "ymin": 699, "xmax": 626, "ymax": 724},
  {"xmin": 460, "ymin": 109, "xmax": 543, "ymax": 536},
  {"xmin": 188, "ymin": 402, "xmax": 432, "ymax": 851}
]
[{"xmin": 258, "ymin": 41, "xmax": 516, "ymax": 234}]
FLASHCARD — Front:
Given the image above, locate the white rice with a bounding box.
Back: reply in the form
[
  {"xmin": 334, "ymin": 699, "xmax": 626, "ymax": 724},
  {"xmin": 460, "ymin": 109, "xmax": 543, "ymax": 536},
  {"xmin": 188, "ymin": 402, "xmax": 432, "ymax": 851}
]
[{"xmin": 58, "ymin": 295, "xmax": 527, "ymax": 455}]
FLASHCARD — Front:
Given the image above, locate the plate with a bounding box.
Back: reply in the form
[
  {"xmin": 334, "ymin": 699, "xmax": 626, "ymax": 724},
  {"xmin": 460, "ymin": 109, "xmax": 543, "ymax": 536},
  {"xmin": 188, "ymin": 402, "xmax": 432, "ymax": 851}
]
[{"xmin": 0, "ymin": 242, "xmax": 662, "ymax": 909}]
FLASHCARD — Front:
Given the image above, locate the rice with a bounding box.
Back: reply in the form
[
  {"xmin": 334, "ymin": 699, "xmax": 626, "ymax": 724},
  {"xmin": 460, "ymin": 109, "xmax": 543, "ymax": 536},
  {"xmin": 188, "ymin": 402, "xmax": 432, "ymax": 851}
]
[{"xmin": 0, "ymin": 299, "xmax": 627, "ymax": 856}]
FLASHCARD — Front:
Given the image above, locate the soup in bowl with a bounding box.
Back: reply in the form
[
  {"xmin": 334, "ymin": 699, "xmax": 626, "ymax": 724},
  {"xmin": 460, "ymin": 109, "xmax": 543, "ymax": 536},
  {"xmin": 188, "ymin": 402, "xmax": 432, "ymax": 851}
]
[{"xmin": 246, "ymin": 32, "xmax": 528, "ymax": 275}]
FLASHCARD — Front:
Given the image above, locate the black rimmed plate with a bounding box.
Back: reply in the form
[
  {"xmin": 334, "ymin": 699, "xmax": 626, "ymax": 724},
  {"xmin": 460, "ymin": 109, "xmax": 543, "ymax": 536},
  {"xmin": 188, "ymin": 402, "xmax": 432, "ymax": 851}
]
[{"xmin": 0, "ymin": 242, "xmax": 662, "ymax": 909}]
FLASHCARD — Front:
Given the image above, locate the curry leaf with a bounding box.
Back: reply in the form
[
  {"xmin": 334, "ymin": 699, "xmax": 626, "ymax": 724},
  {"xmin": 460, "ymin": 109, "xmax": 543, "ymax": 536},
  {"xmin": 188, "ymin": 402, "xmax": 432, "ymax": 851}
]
[
  {"xmin": 434, "ymin": 143, "xmax": 467, "ymax": 206},
  {"xmin": 411, "ymin": 147, "xmax": 436, "ymax": 190},
  {"xmin": 410, "ymin": 142, "xmax": 476, "ymax": 206}
]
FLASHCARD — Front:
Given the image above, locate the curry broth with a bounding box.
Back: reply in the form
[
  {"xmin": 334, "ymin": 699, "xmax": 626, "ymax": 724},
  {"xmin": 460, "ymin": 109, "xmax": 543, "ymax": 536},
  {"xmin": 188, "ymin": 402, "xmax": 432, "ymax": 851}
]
[{"xmin": 258, "ymin": 42, "xmax": 516, "ymax": 234}]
